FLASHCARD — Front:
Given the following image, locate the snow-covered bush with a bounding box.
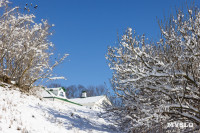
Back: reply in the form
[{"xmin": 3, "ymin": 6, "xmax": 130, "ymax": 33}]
[
  {"xmin": 0, "ymin": 0, "xmax": 68, "ymax": 91},
  {"xmin": 106, "ymin": 7, "xmax": 200, "ymax": 133}
]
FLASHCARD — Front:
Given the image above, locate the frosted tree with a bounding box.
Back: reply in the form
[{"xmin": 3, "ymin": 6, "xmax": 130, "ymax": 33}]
[
  {"xmin": 158, "ymin": 7, "xmax": 200, "ymax": 131},
  {"xmin": 0, "ymin": 0, "xmax": 68, "ymax": 91},
  {"xmin": 106, "ymin": 29, "xmax": 169, "ymax": 132},
  {"xmin": 106, "ymin": 7, "xmax": 200, "ymax": 133}
]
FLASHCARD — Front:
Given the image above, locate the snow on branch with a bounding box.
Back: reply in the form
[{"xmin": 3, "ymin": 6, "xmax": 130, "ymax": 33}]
[{"xmin": 106, "ymin": 7, "xmax": 200, "ymax": 132}]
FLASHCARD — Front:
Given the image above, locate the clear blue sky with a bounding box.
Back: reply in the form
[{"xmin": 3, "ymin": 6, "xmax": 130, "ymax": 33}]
[{"xmin": 11, "ymin": 0, "xmax": 198, "ymax": 87}]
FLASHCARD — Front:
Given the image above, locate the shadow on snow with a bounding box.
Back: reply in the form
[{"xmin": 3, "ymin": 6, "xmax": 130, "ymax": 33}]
[{"xmin": 29, "ymin": 104, "xmax": 118, "ymax": 132}]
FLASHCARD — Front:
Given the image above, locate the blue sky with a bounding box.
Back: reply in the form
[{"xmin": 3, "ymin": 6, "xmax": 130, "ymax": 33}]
[{"xmin": 12, "ymin": 0, "xmax": 197, "ymax": 87}]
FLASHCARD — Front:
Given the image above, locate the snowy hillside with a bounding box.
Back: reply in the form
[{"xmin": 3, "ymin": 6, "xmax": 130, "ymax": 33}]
[{"xmin": 0, "ymin": 82, "xmax": 119, "ymax": 133}]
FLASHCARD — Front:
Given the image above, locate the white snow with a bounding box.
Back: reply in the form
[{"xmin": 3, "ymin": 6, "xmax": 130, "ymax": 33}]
[
  {"xmin": 69, "ymin": 95, "xmax": 112, "ymax": 109},
  {"xmin": 70, "ymin": 96, "xmax": 106, "ymax": 105},
  {"xmin": 0, "ymin": 83, "xmax": 119, "ymax": 133},
  {"xmin": 48, "ymin": 77, "xmax": 66, "ymax": 80}
]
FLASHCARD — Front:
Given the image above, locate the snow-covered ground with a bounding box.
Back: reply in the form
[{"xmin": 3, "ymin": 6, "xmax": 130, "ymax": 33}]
[{"xmin": 0, "ymin": 82, "xmax": 119, "ymax": 133}]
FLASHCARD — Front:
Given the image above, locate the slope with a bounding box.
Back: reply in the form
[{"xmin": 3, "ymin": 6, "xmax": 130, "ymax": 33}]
[{"xmin": 0, "ymin": 82, "xmax": 119, "ymax": 133}]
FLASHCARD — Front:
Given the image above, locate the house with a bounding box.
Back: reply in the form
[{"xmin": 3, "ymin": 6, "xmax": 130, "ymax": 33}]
[
  {"xmin": 41, "ymin": 87, "xmax": 82, "ymax": 106},
  {"xmin": 47, "ymin": 87, "xmax": 66, "ymax": 98},
  {"xmin": 41, "ymin": 88, "xmax": 112, "ymax": 109},
  {"xmin": 69, "ymin": 91, "xmax": 112, "ymax": 109},
  {"xmin": 42, "ymin": 87, "xmax": 66, "ymax": 99}
]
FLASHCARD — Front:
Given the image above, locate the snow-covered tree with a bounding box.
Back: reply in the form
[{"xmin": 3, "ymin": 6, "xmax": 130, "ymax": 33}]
[
  {"xmin": 0, "ymin": 0, "xmax": 68, "ymax": 91},
  {"xmin": 106, "ymin": 7, "xmax": 200, "ymax": 133}
]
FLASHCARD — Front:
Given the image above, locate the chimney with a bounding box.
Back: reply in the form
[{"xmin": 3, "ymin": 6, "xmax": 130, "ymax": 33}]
[{"xmin": 81, "ymin": 91, "xmax": 87, "ymax": 98}]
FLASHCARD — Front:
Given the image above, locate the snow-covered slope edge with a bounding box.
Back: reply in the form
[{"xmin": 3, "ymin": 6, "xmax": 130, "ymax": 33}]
[{"xmin": 0, "ymin": 82, "xmax": 119, "ymax": 133}]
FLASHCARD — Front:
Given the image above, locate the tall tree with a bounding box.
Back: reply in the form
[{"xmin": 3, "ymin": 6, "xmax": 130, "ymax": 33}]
[
  {"xmin": 106, "ymin": 7, "xmax": 200, "ymax": 133},
  {"xmin": 0, "ymin": 0, "xmax": 68, "ymax": 91}
]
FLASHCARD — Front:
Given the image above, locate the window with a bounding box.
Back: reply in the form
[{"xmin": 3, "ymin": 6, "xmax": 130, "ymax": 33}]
[{"xmin": 59, "ymin": 92, "xmax": 64, "ymax": 97}]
